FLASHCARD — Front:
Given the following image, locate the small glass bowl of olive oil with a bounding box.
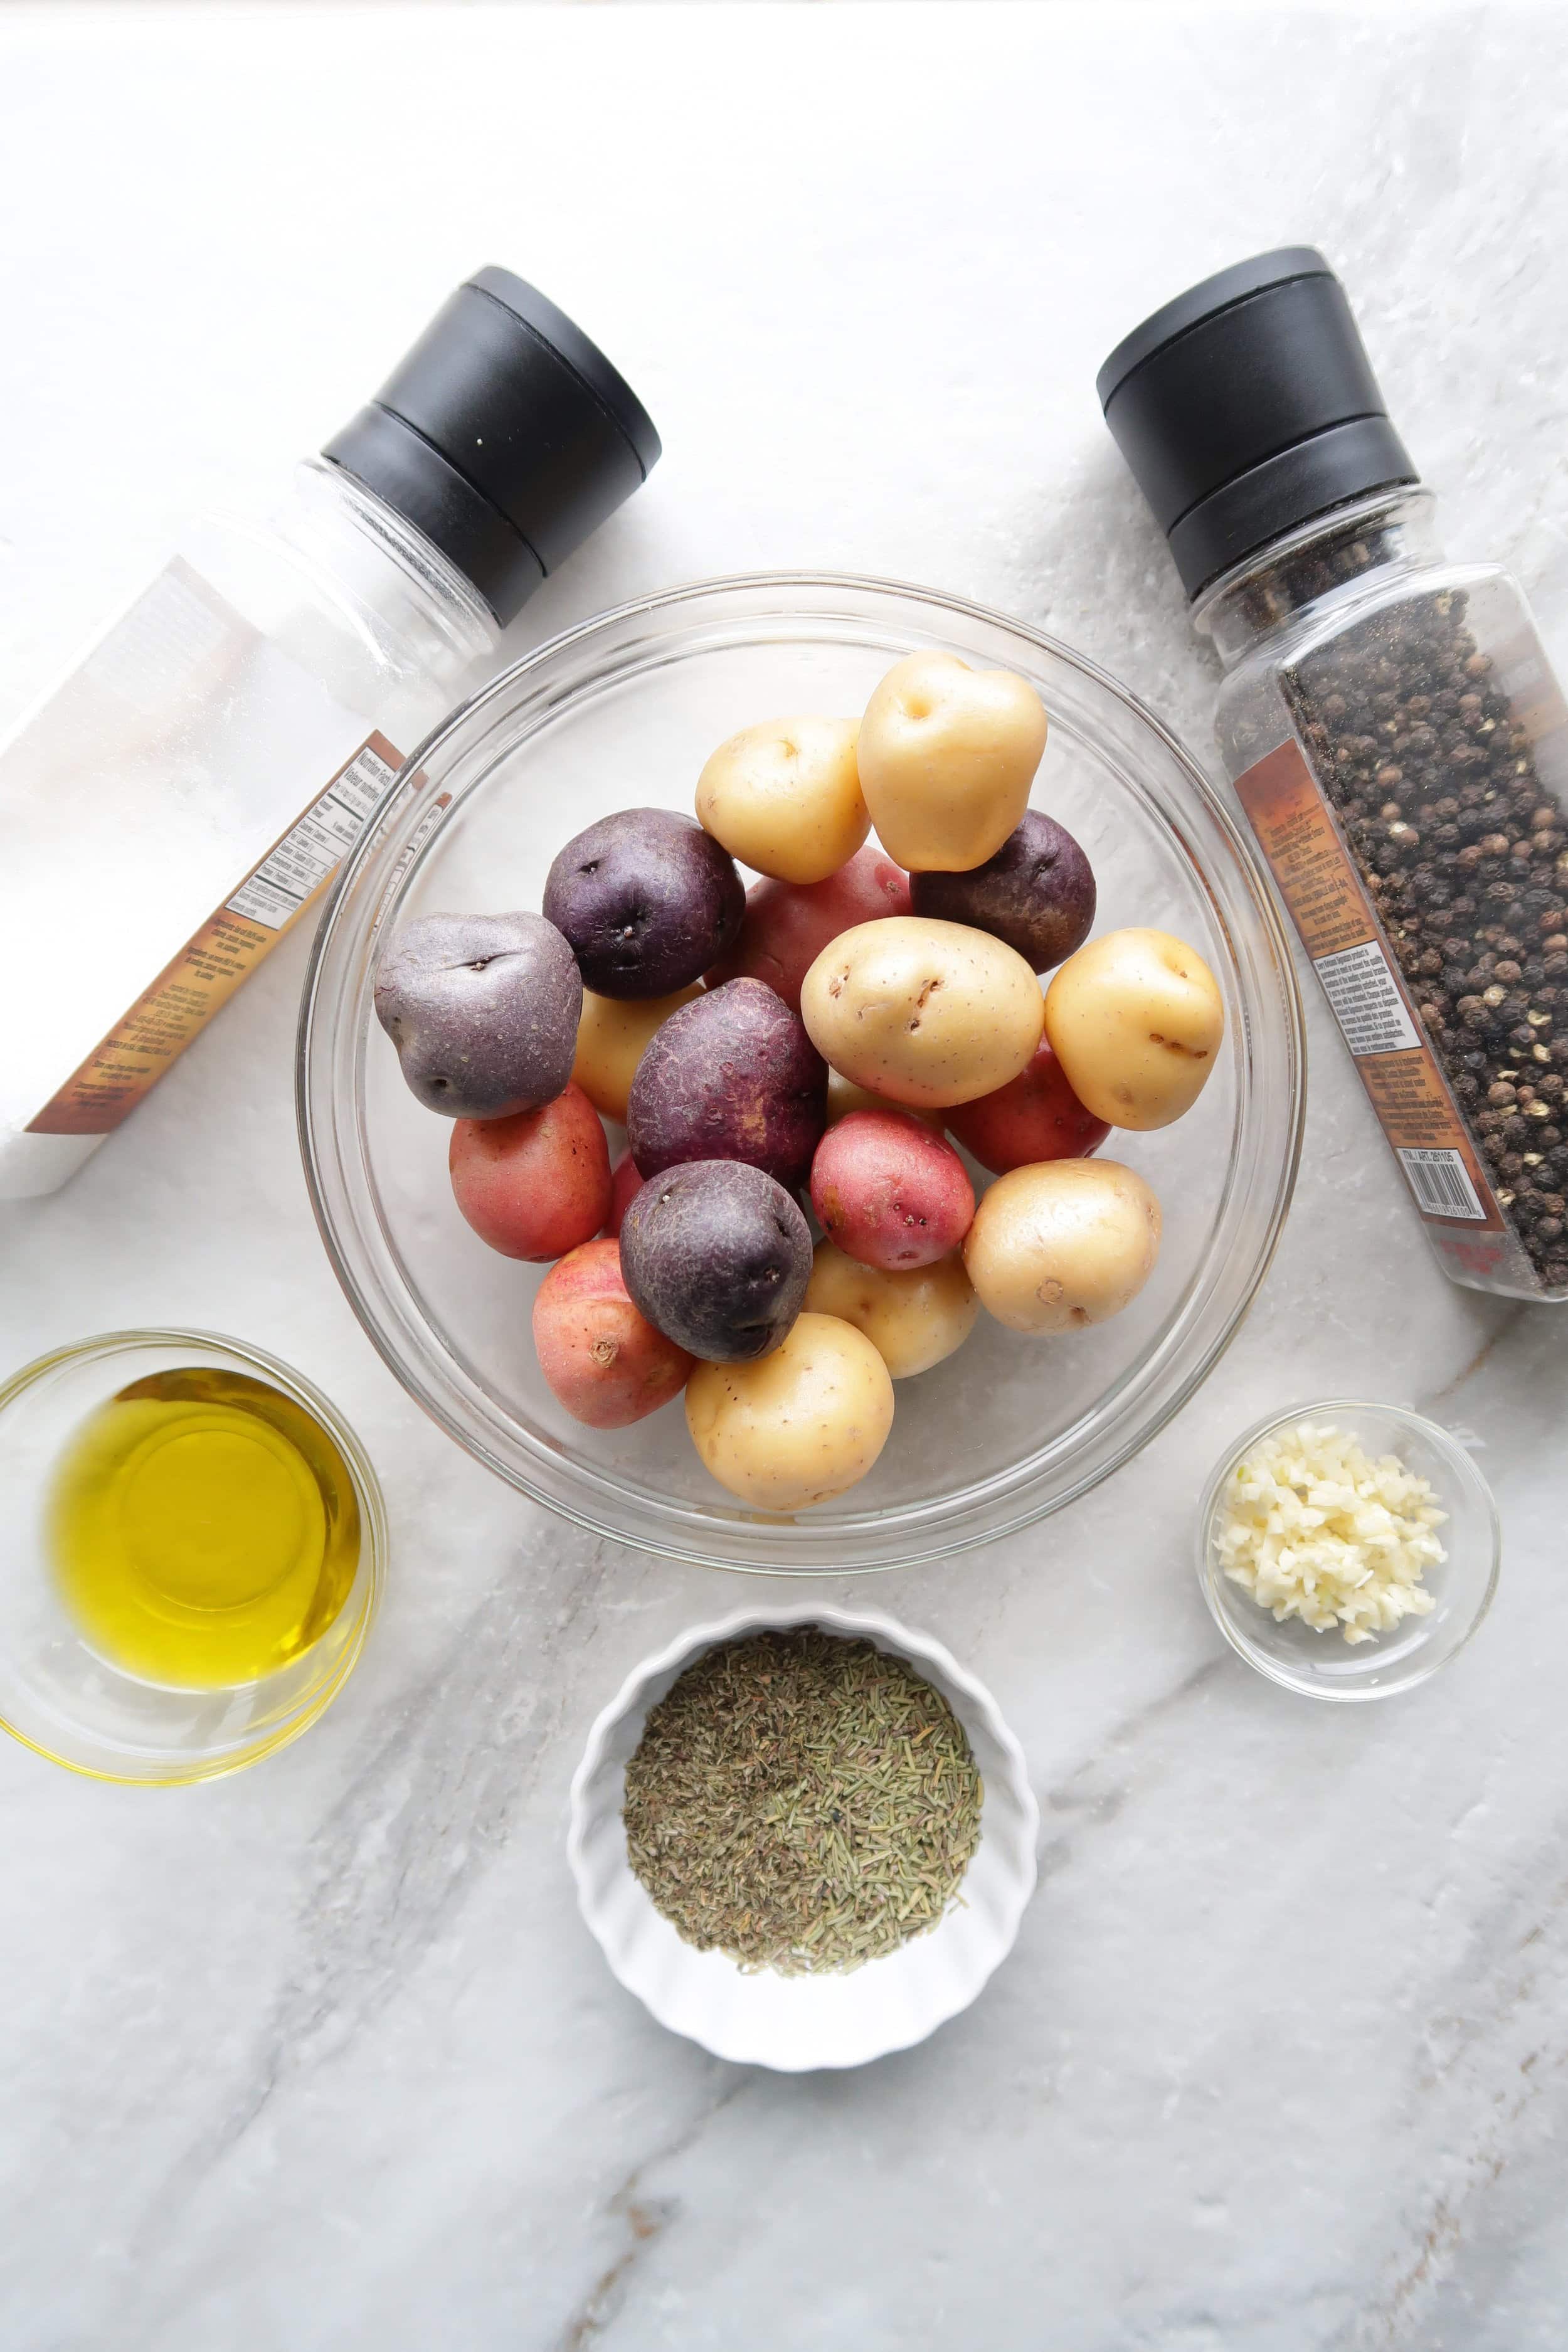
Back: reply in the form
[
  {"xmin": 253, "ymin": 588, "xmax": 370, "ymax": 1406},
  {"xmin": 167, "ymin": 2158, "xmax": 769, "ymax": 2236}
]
[{"xmin": 0, "ymin": 1330, "xmax": 386, "ymax": 1783}]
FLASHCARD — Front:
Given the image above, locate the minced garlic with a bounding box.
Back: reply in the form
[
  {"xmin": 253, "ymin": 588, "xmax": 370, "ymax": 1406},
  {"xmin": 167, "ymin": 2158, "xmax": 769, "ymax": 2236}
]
[{"xmin": 1215, "ymin": 1421, "xmax": 1446, "ymax": 1645}]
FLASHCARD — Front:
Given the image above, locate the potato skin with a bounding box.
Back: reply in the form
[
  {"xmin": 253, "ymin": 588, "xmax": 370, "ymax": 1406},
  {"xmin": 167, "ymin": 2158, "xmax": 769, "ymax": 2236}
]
[
  {"xmin": 805, "ymin": 1239, "xmax": 977, "ymax": 1379},
  {"xmin": 543, "ymin": 808, "xmax": 744, "ymax": 999},
  {"xmin": 601, "ymin": 1150, "xmax": 645, "ymax": 1239},
  {"xmin": 696, "ymin": 716, "xmax": 868, "ymax": 884},
  {"xmin": 375, "ymin": 910, "xmax": 581, "ymax": 1119},
  {"xmin": 685, "ymin": 1313, "xmax": 894, "ymax": 1508},
  {"xmin": 963, "ymin": 1159, "xmax": 1162, "ymax": 1334},
  {"xmin": 826, "ymin": 1068, "xmax": 945, "ymax": 1135},
  {"xmin": 809, "ymin": 1110, "xmax": 975, "ymax": 1271},
  {"xmin": 1044, "ymin": 927, "xmax": 1224, "ymax": 1130},
  {"xmin": 532, "ymin": 1239, "xmax": 694, "ymax": 1428},
  {"xmin": 627, "ymin": 977, "xmax": 827, "ymax": 1189},
  {"xmin": 801, "ymin": 916, "xmax": 1044, "ymax": 1109},
  {"xmin": 703, "ymin": 846, "xmax": 910, "ymax": 1012},
  {"xmin": 911, "ymin": 810, "xmax": 1095, "ymax": 974},
  {"xmin": 620, "ymin": 1159, "xmax": 813, "ymax": 1362},
  {"xmin": 448, "ymin": 1083, "xmax": 612, "ymax": 1261},
  {"xmin": 858, "ymin": 652, "xmax": 1047, "ymax": 871},
  {"xmin": 571, "ymin": 985, "xmax": 701, "ymax": 1121},
  {"xmin": 945, "ymin": 1037, "xmax": 1110, "ymax": 1175}
]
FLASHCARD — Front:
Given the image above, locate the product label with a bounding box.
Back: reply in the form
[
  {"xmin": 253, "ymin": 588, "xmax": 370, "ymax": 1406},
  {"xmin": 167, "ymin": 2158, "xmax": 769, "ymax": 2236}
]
[
  {"xmin": 1234, "ymin": 738, "xmax": 1537, "ymax": 1291},
  {"xmin": 26, "ymin": 733, "xmax": 405, "ymax": 1136},
  {"xmin": 1313, "ymin": 940, "xmax": 1422, "ymax": 1057}
]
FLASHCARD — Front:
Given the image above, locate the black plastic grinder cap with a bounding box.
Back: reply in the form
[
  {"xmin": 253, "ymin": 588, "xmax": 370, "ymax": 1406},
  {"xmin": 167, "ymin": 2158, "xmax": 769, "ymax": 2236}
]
[
  {"xmin": 1097, "ymin": 247, "xmax": 1417, "ymax": 601},
  {"xmin": 324, "ymin": 267, "xmax": 661, "ymax": 625}
]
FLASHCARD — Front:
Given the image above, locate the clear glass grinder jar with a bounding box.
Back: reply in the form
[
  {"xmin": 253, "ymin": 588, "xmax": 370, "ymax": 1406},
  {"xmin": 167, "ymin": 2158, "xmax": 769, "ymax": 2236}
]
[
  {"xmin": 1100, "ymin": 248, "xmax": 1568, "ymax": 1304},
  {"xmin": 0, "ymin": 268, "xmax": 658, "ymax": 1200}
]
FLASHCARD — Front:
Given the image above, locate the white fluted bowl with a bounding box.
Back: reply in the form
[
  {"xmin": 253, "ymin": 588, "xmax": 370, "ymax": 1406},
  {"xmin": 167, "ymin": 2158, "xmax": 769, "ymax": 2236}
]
[{"xmin": 568, "ymin": 1601, "xmax": 1039, "ymax": 2070}]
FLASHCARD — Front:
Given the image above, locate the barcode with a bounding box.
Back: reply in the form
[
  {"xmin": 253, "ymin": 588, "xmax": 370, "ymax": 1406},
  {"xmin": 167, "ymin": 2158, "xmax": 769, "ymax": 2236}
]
[{"xmin": 1399, "ymin": 1147, "xmax": 1486, "ymax": 1222}]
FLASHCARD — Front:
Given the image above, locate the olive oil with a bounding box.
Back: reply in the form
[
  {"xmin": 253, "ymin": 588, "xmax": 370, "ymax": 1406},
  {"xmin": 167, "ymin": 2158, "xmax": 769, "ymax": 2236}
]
[{"xmin": 47, "ymin": 1367, "xmax": 359, "ymax": 1690}]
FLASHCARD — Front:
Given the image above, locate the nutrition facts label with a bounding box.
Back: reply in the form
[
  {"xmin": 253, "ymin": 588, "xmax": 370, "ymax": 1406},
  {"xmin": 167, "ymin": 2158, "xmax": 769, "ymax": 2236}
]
[
  {"xmin": 1313, "ymin": 939, "xmax": 1421, "ymax": 1058},
  {"xmin": 227, "ymin": 740, "xmax": 401, "ymax": 930},
  {"xmin": 29, "ymin": 729, "xmax": 405, "ymax": 1136}
]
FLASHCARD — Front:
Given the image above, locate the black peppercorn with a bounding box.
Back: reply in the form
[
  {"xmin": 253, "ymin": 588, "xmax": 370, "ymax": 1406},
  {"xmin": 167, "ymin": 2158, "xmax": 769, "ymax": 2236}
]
[{"xmin": 1278, "ymin": 569, "xmax": 1568, "ymax": 1291}]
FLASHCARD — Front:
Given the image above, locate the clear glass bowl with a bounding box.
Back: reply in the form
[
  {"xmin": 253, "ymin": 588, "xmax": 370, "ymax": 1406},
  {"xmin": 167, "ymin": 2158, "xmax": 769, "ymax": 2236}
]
[
  {"xmin": 1197, "ymin": 1400, "xmax": 1502, "ymax": 1700},
  {"xmin": 0, "ymin": 1331, "xmax": 386, "ymax": 1782},
  {"xmin": 299, "ymin": 573, "xmax": 1305, "ymax": 1574}
]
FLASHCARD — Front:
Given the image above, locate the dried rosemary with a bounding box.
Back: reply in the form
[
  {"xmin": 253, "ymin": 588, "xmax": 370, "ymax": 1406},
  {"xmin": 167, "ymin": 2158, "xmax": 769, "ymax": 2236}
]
[{"xmin": 622, "ymin": 1628, "xmax": 983, "ymax": 1975}]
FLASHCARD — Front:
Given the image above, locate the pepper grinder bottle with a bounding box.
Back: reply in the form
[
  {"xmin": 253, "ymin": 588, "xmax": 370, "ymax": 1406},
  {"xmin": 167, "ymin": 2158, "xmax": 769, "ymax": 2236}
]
[
  {"xmin": 1099, "ymin": 248, "xmax": 1568, "ymax": 1304},
  {"xmin": 0, "ymin": 268, "xmax": 659, "ymax": 1200}
]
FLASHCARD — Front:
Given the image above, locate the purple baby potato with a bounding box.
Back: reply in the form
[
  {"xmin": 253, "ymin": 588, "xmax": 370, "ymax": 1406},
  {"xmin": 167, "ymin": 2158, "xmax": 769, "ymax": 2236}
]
[
  {"xmin": 620, "ymin": 1160, "xmax": 813, "ymax": 1361},
  {"xmin": 910, "ymin": 810, "xmax": 1096, "ymax": 974},
  {"xmin": 374, "ymin": 911, "xmax": 582, "ymax": 1119},
  {"xmin": 627, "ymin": 978, "xmax": 827, "ymax": 1190},
  {"xmin": 543, "ymin": 808, "xmax": 744, "ymax": 999}
]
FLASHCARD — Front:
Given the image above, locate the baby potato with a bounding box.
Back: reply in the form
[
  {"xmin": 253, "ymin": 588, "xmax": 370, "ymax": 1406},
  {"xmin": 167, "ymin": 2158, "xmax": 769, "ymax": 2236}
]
[
  {"xmin": 375, "ymin": 909, "xmax": 581, "ymax": 1120},
  {"xmin": 810, "ymin": 1110, "xmax": 975, "ymax": 1271},
  {"xmin": 805, "ymin": 1239, "xmax": 977, "ymax": 1379},
  {"xmin": 621, "ymin": 1160, "xmax": 813, "ymax": 1362},
  {"xmin": 685, "ymin": 1313, "xmax": 894, "ymax": 1509},
  {"xmin": 696, "ymin": 716, "xmax": 868, "ymax": 884},
  {"xmin": 963, "ymin": 1159, "xmax": 1162, "ymax": 1335},
  {"xmin": 448, "ymin": 1082, "xmax": 612, "ymax": 1262},
  {"xmin": 543, "ymin": 808, "xmax": 743, "ymax": 999},
  {"xmin": 910, "ymin": 809, "xmax": 1095, "ymax": 973},
  {"xmin": 801, "ymin": 916, "xmax": 1044, "ymax": 1109},
  {"xmin": 532, "ymin": 1239, "xmax": 693, "ymax": 1428},
  {"xmin": 1044, "ymin": 928, "xmax": 1224, "ymax": 1130},
  {"xmin": 826, "ymin": 1068, "xmax": 945, "ymax": 1135},
  {"xmin": 602, "ymin": 1149, "xmax": 645, "ymax": 1239},
  {"xmin": 627, "ymin": 978, "xmax": 827, "ymax": 1190},
  {"xmin": 703, "ymin": 846, "xmax": 910, "ymax": 1012},
  {"xmin": 571, "ymin": 984, "xmax": 701, "ymax": 1121},
  {"xmin": 858, "ymin": 651, "xmax": 1047, "ymax": 871},
  {"xmin": 945, "ymin": 1037, "xmax": 1110, "ymax": 1175}
]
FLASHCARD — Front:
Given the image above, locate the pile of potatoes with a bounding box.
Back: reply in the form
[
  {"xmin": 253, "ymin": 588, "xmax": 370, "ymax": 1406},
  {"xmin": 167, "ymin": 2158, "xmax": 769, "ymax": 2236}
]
[{"xmin": 374, "ymin": 650, "xmax": 1224, "ymax": 1512}]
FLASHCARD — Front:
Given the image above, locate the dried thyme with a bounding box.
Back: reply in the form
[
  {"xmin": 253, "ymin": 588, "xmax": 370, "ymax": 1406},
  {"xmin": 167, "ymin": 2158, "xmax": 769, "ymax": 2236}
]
[{"xmin": 622, "ymin": 1628, "xmax": 983, "ymax": 1974}]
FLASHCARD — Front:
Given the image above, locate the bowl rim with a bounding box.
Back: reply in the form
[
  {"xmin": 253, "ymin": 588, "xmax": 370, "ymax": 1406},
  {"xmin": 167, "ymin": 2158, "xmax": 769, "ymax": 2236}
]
[
  {"xmin": 0, "ymin": 1327, "xmax": 388, "ymax": 1784},
  {"xmin": 297, "ymin": 567, "xmax": 1307, "ymax": 1572},
  {"xmin": 1194, "ymin": 1395, "xmax": 1503, "ymax": 1702},
  {"xmin": 566, "ymin": 1597, "xmax": 1041, "ymax": 2069}
]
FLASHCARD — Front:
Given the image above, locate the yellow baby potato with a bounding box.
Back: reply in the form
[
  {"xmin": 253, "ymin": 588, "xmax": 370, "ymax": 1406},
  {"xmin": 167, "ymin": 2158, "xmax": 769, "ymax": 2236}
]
[
  {"xmin": 801, "ymin": 916, "xmax": 1044, "ymax": 1110},
  {"xmin": 963, "ymin": 1159, "xmax": 1162, "ymax": 1335},
  {"xmin": 684, "ymin": 1313, "xmax": 894, "ymax": 1509},
  {"xmin": 696, "ymin": 716, "xmax": 867, "ymax": 884},
  {"xmin": 571, "ymin": 985, "xmax": 701, "ymax": 1121},
  {"xmin": 857, "ymin": 651, "xmax": 1047, "ymax": 872},
  {"xmin": 825, "ymin": 1067, "xmax": 946, "ymax": 1135},
  {"xmin": 1043, "ymin": 927, "xmax": 1224, "ymax": 1131},
  {"xmin": 804, "ymin": 1239, "xmax": 977, "ymax": 1379}
]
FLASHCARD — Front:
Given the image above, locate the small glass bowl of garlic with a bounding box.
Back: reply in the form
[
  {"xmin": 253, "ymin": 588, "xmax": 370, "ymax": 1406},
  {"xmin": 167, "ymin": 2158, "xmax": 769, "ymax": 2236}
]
[{"xmin": 1196, "ymin": 1402, "xmax": 1501, "ymax": 1700}]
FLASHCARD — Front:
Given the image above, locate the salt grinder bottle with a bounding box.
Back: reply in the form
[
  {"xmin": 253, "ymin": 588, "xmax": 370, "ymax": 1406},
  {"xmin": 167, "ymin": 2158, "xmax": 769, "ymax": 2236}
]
[
  {"xmin": 0, "ymin": 269, "xmax": 659, "ymax": 1200},
  {"xmin": 1100, "ymin": 247, "xmax": 1568, "ymax": 1303}
]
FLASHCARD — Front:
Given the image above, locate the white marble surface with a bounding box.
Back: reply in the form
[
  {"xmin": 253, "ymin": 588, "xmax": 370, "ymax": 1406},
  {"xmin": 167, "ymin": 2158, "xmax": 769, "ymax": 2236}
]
[{"xmin": 1, "ymin": 4, "xmax": 1567, "ymax": 2345}]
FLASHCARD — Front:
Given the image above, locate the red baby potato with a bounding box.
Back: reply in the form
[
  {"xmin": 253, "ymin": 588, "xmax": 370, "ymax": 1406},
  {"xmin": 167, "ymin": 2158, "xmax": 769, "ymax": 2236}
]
[
  {"xmin": 449, "ymin": 1081, "xmax": 612, "ymax": 1261},
  {"xmin": 532, "ymin": 1239, "xmax": 694, "ymax": 1428},
  {"xmin": 702, "ymin": 845, "xmax": 909, "ymax": 1013},
  {"xmin": 945, "ymin": 1037, "xmax": 1110, "ymax": 1175},
  {"xmin": 602, "ymin": 1149, "xmax": 646, "ymax": 1239},
  {"xmin": 810, "ymin": 1110, "xmax": 975, "ymax": 1271}
]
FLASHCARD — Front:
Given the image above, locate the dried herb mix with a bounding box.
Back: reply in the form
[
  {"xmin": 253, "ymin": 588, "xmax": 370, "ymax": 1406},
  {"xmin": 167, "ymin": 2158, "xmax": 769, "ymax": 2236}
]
[{"xmin": 622, "ymin": 1628, "xmax": 983, "ymax": 1974}]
